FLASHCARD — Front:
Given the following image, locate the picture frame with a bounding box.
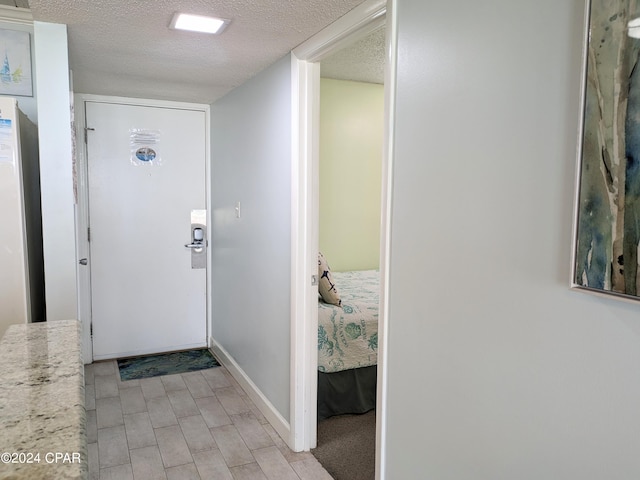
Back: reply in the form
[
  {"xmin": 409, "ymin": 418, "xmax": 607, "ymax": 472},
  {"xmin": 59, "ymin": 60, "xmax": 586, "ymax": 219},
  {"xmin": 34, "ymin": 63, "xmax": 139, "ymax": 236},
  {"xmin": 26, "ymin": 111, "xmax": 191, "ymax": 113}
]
[
  {"xmin": 572, "ymin": 0, "xmax": 640, "ymax": 301},
  {"xmin": 0, "ymin": 29, "xmax": 32, "ymax": 97}
]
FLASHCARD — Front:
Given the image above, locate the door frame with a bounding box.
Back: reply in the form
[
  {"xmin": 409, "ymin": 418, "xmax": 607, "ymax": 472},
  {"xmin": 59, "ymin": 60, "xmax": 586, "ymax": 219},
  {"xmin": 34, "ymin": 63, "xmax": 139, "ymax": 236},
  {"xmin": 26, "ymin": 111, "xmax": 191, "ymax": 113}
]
[
  {"xmin": 289, "ymin": 2, "xmax": 396, "ymax": 477},
  {"xmin": 74, "ymin": 94, "xmax": 212, "ymax": 363}
]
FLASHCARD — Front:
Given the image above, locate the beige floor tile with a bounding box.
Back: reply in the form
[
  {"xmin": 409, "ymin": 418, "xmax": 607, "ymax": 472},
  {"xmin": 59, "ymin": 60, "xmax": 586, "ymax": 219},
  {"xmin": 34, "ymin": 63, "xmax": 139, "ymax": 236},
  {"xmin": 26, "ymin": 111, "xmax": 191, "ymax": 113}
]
[
  {"xmin": 252, "ymin": 446, "xmax": 300, "ymax": 480},
  {"xmin": 231, "ymin": 412, "xmax": 274, "ymax": 450},
  {"xmin": 99, "ymin": 463, "xmax": 134, "ymax": 480},
  {"xmin": 96, "ymin": 396, "xmax": 124, "ymax": 429},
  {"xmin": 195, "ymin": 395, "xmax": 231, "ymax": 428},
  {"xmin": 86, "ymin": 409, "xmax": 98, "ymax": 444},
  {"xmin": 223, "ymin": 370, "xmax": 246, "ymax": 395},
  {"xmin": 147, "ymin": 396, "xmax": 178, "ymax": 428},
  {"xmin": 230, "ymin": 462, "xmax": 268, "ymax": 480},
  {"xmin": 215, "ymin": 386, "xmax": 251, "ymax": 415},
  {"xmin": 124, "ymin": 412, "xmax": 157, "ymax": 450},
  {"xmin": 263, "ymin": 424, "xmax": 314, "ymax": 463},
  {"xmin": 85, "ymin": 383, "xmax": 96, "ymax": 410},
  {"xmin": 200, "ymin": 366, "xmax": 231, "ymax": 389},
  {"xmin": 119, "ymin": 386, "xmax": 147, "ymax": 415},
  {"xmin": 178, "ymin": 414, "xmax": 217, "ymax": 453},
  {"xmin": 167, "ymin": 389, "xmax": 200, "ymax": 418},
  {"xmin": 130, "ymin": 446, "xmax": 167, "ymax": 480},
  {"xmin": 192, "ymin": 449, "xmax": 233, "ymax": 479},
  {"xmin": 140, "ymin": 377, "xmax": 167, "ymax": 400},
  {"xmin": 165, "ymin": 462, "xmax": 201, "ymax": 480},
  {"xmin": 93, "ymin": 360, "xmax": 116, "ymax": 376},
  {"xmin": 97, "ymin": 425, "xmax": 130, "ymax": 469},
  {"xmin": 116, "ymin": 375, "xmax": 140, "ymax": 390},
  {"xmin": 211, "ymin": 424, "xmax": 255, "ymax": 468},
  {"xmin": 182, "ymin": 371, "xmax": 215, "ymax": 398},
  {"xmin": 94, "ymin": 374, "xmax": 119, "ymax": 399},
  {"xmin": 248, "ymin": 401, "xmax": 270, "ymax": 425},
  {"xmin": 222, "ymin": 370, "xmax": 247, "ymax": 396},
  {"xmin": 87, "ymin": 442, "xmax": 99, "ymax": 480},
  {"xmin": 155, "ymin": 425, "xmax": 193, "ymax": 468},
  {"xmin": 84, "ymin": 364, "xmax": 335, "ymax": 480},
  {"xmin": 160, "ymin": 374, "xmax": 187, "ymax": 392},
  {"xmin": 84, "ymin": 363, "xmax": 95, "ymax": 385},
  {"xmin": 290, "ymin": 457, "xmax": 334, "ymax": 480}
]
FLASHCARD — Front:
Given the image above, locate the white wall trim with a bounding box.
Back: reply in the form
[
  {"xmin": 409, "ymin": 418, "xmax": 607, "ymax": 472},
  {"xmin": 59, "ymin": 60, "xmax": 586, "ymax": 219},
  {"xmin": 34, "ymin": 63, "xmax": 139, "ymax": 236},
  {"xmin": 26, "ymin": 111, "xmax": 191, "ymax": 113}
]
[
  {"xmin": 73, "ymin": 94, "xmax": 92, "ymax": 364},
  {"xmin": 293, "ymin": 0, "xmax": 386, "ymax": 62},
  {"xmin": 210, "ymin": 336, "xmax": 291, "ymax": 443},
  {"xmin": 73, "ymin": 94, "xmax": 209, "ymax": 111},
  {"xmin": 34, "ymin": 22, "xmax": 77, "ymax": 322},
  {"xmin": 290, "ymin": 54, "xmax": 320, "ymax": 452},
  {"xmin": 0, "ymin": 5, "xmax": 32, "ymax": 25},
  {"xmin": 74, "ymin": 93, "xmax": 211, "ymax": 364},
  {"xmin": 289, "ymin": 0, "xmax": 388, "ymax": 458},
  {"xmin": 376, "ymin": 2, "xmax": 396, "ymax": 478}
]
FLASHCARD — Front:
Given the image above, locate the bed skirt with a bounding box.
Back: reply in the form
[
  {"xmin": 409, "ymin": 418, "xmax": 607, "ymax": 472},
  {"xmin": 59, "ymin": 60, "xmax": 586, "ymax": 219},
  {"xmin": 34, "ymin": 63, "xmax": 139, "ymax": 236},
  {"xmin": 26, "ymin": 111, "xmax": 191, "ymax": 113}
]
[{"xmin": 317, "ymin": 365, "xmax": 377, "ymax": 420}]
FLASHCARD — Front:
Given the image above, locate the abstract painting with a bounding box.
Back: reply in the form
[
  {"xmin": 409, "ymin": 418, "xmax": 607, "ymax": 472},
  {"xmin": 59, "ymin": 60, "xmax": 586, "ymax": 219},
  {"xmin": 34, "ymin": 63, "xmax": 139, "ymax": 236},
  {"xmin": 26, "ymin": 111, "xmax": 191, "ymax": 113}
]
[
  {"xmin": 574, "ymin": 0, "xmax": 640, "ymax": 299},
  {"xmin": 0, "ymin": 29, "xmax": 32, "ymax": 97}
]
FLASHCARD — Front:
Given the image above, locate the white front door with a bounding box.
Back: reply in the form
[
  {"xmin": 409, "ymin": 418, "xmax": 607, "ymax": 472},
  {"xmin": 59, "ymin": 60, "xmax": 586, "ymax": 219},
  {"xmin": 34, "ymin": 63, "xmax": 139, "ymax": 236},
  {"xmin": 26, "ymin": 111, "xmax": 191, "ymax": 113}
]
[{"xmin": 86, "ymin": 100, "xmax": 207, "ymax": 360}]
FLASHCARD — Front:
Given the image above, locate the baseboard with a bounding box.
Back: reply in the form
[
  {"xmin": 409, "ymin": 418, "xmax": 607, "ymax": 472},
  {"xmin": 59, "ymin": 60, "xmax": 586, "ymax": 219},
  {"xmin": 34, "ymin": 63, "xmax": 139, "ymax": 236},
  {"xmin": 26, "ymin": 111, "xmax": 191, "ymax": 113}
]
[{"xmin": 209, "ymin": 336, "xmax": 292, "ymax": 448}]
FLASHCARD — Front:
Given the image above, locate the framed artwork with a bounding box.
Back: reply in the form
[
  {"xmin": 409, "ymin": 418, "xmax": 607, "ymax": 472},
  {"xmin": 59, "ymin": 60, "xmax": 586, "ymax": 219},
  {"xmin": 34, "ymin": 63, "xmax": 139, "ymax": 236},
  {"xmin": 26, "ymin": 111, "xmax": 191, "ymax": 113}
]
[
  {"xmin": 0, "ymin": 29, "xmax": 32, "ymax": 97},
  {"xmin": 573, "ymin": 0, "xmax": 640, "ymax": 300}
]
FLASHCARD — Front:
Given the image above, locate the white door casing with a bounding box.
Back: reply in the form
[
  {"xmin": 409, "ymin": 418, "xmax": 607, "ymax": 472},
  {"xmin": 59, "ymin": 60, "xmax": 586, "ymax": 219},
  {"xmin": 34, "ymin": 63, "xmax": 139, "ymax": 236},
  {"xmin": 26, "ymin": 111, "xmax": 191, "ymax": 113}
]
[
  {"xmin": 289, "ymin": 1, "xmax": 390, "ymax": 471},
  {"xmin": 83, "ymin": 98, "xmax": 209, "ymax": 360}
]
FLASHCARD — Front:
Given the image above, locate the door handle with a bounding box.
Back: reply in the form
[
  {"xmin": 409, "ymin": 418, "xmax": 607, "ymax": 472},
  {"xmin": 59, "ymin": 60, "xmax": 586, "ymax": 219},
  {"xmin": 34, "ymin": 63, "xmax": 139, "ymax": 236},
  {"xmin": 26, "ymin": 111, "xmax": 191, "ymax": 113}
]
[
  {"xmin": 187, "ymin": 215, "xmax": 206, "ymax": 269},
  {"xmin": 79, "ymin": 258, "xmax": 88, "ymax": 265}
]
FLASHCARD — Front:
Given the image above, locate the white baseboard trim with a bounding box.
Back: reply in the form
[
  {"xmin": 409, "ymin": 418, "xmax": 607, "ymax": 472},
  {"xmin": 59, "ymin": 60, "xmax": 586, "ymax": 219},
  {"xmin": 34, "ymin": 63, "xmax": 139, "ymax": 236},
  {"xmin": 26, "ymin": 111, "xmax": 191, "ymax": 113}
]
[{"xmin": 209, "ymin": 336, "xmax": 292, "ymax": 448}]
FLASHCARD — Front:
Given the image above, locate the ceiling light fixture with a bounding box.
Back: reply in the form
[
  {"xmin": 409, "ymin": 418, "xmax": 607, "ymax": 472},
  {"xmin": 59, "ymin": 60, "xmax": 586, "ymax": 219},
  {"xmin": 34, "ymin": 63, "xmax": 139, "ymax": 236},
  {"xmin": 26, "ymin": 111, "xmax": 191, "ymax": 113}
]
[
  {"xmin": 629, "ymin": 17, "xmax": 640, "ymax": 38},
  {"xmin": 170, "ymin": 12, "xmax": 230, "ymax": 34}
]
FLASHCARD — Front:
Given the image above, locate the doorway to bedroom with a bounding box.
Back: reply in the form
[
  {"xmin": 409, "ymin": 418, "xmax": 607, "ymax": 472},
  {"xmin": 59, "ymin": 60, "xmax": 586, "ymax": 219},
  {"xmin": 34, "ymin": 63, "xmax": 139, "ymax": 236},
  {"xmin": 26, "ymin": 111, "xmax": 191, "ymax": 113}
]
[
  {"xmin": 289, "ymin": 1, "xmax": 391, "ymax": 474},
  {"xmin": 311, "ymin": 24, "xmax": 385, "ymax": 480}
]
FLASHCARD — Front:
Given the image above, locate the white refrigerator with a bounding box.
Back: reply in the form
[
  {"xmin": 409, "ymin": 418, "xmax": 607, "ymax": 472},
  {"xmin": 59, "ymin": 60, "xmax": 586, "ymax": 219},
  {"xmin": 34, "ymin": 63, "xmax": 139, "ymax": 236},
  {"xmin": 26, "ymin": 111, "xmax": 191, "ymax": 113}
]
[{"xmin": 0, "ymin": 97, "xmax": 44, "ymax": 338}]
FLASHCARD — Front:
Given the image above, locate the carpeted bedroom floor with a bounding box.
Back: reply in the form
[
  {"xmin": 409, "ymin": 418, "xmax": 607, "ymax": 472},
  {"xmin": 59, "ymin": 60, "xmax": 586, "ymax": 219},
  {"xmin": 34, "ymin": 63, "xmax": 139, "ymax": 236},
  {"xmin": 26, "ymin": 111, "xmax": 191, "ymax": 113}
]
[{"xmin": 312, "ymin": 410, "xmax": 376, "ymax": 480}]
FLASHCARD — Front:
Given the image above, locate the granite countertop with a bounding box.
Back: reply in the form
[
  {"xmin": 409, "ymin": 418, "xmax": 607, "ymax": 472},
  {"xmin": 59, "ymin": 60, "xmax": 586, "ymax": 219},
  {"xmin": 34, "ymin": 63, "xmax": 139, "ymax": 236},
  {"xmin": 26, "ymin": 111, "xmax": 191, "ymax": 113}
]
[{"xmin": 0, "ymin": 320, "xmax": 87, "ymax": 480}]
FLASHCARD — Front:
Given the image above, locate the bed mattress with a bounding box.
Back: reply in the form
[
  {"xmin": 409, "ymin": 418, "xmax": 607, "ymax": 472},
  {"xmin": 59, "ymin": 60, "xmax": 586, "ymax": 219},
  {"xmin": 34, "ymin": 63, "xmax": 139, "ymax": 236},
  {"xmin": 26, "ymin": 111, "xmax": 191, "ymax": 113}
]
[{"xmin": 318, "ymin": 270, "xmax": 379, "ymax": 373}]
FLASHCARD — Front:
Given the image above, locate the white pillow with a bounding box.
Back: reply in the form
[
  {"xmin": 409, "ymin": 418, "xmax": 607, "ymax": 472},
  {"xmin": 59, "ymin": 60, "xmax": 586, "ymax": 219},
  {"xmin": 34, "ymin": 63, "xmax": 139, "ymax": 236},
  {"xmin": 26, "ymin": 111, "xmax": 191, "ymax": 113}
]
[{"xmin": 318, "ymin": 252, "xmax": 341, "ymax": 306}]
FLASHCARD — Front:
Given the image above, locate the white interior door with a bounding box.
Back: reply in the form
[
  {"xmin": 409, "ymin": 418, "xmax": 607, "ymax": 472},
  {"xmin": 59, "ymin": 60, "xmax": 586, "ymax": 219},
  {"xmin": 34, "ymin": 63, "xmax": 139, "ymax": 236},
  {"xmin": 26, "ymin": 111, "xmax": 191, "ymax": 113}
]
[{"xmin": 86, "ymin": 101, "xmax": 207, "ymax": 360}]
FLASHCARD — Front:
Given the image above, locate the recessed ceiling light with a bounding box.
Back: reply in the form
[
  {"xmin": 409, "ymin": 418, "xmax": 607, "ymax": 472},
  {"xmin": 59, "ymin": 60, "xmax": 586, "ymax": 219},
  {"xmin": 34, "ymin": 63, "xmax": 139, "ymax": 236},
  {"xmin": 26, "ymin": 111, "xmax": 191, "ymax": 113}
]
[
  {"xmin": 170, "ymin": 12, "xmax": 230, "ymax": 34},
  {"xmin": 629, "ymin": 17, "xmax": 640, "ymax": 38}
]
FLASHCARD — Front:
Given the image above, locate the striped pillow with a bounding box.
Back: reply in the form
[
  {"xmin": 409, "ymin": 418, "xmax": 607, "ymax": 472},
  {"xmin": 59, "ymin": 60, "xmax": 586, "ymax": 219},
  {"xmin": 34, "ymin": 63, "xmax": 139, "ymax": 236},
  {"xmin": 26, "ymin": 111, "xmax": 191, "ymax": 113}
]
[{"xmin": 318, "ymin": 252, "xmax": 341, "ymax": 306}]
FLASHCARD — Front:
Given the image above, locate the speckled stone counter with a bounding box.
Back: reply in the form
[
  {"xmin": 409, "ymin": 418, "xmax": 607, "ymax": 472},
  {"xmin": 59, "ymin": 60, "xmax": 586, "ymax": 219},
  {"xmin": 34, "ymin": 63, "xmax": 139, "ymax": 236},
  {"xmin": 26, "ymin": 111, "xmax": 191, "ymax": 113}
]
[{"xmin": 0, "ymin": 320, "xmax": 87, "ymax": 480}]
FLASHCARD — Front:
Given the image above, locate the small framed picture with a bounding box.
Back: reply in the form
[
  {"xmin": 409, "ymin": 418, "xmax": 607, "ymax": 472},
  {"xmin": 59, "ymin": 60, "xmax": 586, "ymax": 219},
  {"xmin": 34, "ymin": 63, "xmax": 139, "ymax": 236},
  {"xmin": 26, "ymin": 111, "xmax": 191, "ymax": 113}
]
[
  {"xmin": 0, "ymin": 29, "xmax": 32, "ymax": 97},
  {"xmin": 573, "ymin": 0, "xmax": 640, "ymax": 301}
]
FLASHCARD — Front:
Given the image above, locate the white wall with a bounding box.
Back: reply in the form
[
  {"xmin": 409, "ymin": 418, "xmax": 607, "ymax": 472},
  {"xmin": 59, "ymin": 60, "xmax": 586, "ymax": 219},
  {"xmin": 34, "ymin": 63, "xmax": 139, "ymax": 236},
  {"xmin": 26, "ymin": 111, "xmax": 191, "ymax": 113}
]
[
  {"xmin": 383, "ymin": 0, "xmax": 640, "ymax": 478},
  {"xmin": 0, "ymin": 98, "xmax": 29, "ymax": 336},
  {"xmin": 33, "ymin": 22, "xmax": 77, "ymax": 321},
  {"xmin": 210, "ymin": 54, "xmax": 292, "ymax": 420},
  {"xmin": 319, "ymin": 78, "xmax": 383, "ymax": 272}
]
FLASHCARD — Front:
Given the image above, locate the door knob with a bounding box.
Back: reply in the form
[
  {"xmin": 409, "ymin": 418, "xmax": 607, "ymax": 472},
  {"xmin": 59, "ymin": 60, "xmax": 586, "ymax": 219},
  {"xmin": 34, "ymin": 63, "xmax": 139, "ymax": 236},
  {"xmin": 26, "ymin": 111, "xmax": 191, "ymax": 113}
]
[{"xmin": 79, "ymin": 258, "xmax": 88, "ymax": 265}]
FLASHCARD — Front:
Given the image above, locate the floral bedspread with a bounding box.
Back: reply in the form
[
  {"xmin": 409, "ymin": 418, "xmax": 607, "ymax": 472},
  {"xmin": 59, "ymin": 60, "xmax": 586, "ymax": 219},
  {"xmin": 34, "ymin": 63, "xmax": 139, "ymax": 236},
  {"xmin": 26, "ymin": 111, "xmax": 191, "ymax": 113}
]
[{"xmin": 318, "ymin": 270, "xmax": 379, "ymax": 373}]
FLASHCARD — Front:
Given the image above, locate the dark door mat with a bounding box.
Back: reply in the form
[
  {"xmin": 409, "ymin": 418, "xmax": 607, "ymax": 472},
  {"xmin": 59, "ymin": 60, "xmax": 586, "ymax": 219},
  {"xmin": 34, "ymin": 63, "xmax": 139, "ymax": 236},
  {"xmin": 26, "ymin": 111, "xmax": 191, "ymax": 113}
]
[{"xmin": 117, "ymin": 348, "xmax": 219, "ymax": 380}]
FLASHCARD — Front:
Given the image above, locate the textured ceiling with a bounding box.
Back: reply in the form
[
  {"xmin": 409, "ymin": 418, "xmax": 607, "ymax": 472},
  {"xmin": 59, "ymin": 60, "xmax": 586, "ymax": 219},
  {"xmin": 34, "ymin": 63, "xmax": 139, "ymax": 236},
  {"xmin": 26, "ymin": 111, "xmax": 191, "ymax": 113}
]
[
  {"xmin": 321, "ymin": 25, "xmax": 384, "ymax": 85},
  {"xmin": 27, "ymin": 0, "xmax": 371, "ymax": 103}
]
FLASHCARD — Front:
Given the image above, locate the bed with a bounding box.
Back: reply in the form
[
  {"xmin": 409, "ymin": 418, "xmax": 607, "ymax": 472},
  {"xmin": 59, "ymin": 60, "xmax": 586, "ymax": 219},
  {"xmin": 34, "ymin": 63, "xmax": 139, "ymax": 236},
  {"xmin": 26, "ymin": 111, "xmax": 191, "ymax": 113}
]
[{"xmin": 317, "ymin": 269, "xmax": 379, "ymax": 420}]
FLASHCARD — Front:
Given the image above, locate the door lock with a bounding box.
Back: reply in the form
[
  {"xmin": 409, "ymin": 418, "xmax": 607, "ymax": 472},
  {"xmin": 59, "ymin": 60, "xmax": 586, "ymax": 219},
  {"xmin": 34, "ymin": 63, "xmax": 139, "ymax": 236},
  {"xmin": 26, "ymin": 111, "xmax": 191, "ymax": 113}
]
[
  {"xmin": 184, "ymin": 227, "xmax": 204, "ymax": 248},
  {"xmin": 186, "ymin": 211, "xmax": 206, "ymax": 269}
]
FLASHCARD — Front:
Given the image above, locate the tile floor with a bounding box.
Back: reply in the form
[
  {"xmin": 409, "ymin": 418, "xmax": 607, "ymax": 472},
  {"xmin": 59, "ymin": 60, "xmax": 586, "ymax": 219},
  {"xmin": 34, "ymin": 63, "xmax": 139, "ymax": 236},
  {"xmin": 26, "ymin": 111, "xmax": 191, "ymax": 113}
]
[{"xmin": 85, "ymin": 360, "xmax": 333, "ymax": 480}]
